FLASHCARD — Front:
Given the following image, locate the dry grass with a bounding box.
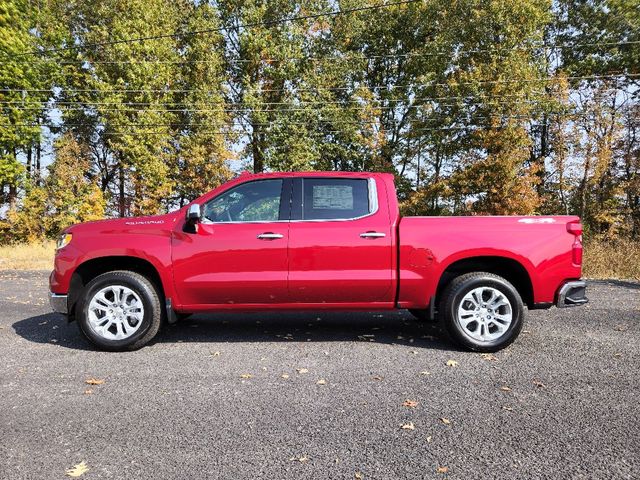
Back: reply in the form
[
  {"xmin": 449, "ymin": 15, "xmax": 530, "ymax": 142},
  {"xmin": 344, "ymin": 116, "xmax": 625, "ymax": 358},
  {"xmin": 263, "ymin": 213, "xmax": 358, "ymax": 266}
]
[
  {"xmin": 0, "ymin": 241, "xmax": 55, "ymax": 270},
  {"xmin": 583, "ymin": 237, "xmax": 640, "ymax": 281},
  {"xmin": 0, "ymin": 238, "xmax": 638, "ymax": 281}
]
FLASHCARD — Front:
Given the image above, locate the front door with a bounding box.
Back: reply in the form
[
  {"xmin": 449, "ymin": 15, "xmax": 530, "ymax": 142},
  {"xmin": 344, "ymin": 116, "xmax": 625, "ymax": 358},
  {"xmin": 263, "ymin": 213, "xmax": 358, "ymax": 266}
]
[
  {"xmin": 287, "ymin": 177, "xmax": 394, "ymax": 304},
  {"xmin": 172, "ymin": 178, "xmax": 290, "ymax": 307}
]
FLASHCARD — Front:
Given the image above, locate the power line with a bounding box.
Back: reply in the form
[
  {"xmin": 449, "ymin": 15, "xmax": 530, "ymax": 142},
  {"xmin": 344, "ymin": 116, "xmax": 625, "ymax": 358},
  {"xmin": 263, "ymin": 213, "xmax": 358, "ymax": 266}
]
[
  {"xmin": 6, "ymin": 0, "xmax": 423, "ymax": 58},
  {"xmin": 4, "ymin": 39, "xmax": 638, "ymax": 65},
  {"xmin": 5, "ymin": 98, "xmax": 573, "ymax": 114},
  {"xmin": 0, "ymin": 91, "xmax": 558, "ymax": 107},
  {"xmin": 2, "ymin": 110, "xmax": 622, "ymax": 130},
  {"xmin": 1, "ymin": 85, "xmax": 629, "ymax": 108},
  {"xmin": 1, "ymin": 73, "xmax": 634, "ymax": 96},
  {"xmin": 0, "ymin": 125, "xmax": 492, "ymax": 136}
]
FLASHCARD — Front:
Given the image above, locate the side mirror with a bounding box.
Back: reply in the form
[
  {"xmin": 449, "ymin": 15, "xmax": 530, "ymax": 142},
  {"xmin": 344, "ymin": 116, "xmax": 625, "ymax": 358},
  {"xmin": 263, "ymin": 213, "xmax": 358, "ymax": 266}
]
[{"xmin": 183, "ymin": 203, "xmax": 201, "ymax": 233}]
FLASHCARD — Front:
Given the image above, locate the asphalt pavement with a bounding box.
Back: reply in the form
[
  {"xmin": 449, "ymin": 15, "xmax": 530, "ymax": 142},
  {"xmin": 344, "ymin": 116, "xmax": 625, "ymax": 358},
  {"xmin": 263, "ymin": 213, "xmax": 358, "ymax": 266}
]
[{"xmin": 0, "ymin": 271, "xmax": 638, "ymax": 479}]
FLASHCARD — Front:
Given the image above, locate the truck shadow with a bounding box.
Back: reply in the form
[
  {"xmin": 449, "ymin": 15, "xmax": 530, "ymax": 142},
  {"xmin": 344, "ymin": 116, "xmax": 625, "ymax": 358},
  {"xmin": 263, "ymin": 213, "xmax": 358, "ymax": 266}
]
[
  {"xmin": 12, "ymin": 310, "xmax": 457, "ymax": 352},
  {"xmin": 588, "ymin": 279, "xmax": 640, "ymax": 290}
]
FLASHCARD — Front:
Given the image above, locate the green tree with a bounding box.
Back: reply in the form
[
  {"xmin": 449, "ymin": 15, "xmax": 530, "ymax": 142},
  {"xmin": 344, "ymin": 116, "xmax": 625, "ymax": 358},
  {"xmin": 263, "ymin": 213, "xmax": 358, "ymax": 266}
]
[
  {"xmin": 0, "ymin": 0, "xmax": 55, "ymax": 207},
  {"xmin": 46, "ymin": 134, "xmax": 106, "ymax": 235}
]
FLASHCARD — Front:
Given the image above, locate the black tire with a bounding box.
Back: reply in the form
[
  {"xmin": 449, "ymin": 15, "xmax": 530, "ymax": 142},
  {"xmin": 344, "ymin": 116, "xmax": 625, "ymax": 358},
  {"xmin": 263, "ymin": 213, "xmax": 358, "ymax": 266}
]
[
  {"xmin": 439, "ymin": 272, "xmax": 525, "ymax": 352},
  {"xmin": 75, "ymin": 270, "xmax": 163, "ymax": 351},
  {"xmin": 408, "ymin": 309, "xmax": 435, "ymax": 322}
]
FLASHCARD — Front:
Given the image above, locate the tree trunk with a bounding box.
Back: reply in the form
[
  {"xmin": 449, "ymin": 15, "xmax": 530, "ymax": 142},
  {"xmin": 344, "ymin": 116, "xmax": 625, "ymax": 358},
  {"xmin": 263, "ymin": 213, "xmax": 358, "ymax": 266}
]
[
  {"xmin": 35, "ymin": 141, "xmax": 42, "ymax": 185},
  {"xmin": 252, "ymin": 123, "xmax": 264, "ymax": 173},
  {"xmin": 8, "ymin": 183, "xmax": 17, "ymax": 210},
  {"xmin": 26, "ymin": 147, "xmax": 32, "ymax": 178},
  {"xmin": 119, "ymin": 165, "xmax": 126, "ymax": 217}
]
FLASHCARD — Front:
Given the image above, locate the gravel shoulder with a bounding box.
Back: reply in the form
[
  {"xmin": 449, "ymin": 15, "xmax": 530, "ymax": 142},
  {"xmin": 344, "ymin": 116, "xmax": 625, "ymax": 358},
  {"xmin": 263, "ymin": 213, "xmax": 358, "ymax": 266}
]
[{"xmin": 0, "ymin": 271, "xmax": 638, "ymax": 479}]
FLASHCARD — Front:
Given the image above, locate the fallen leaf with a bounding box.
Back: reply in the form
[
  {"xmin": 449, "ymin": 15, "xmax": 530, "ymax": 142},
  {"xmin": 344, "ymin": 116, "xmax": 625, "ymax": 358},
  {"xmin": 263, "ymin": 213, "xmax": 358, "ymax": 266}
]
[
  {"xmin": 410, "ymin": 350, "xmax": 419, "ymax": 355},
  {"xmin": 426, "ymin": 436, "xmax": 432, "ymax": 443},
  {"xmin": 440, "ymin": 418, "xmax": 451, "ymax": 425},
  {"xmin": 281, "ymin": 374, "xmax": 290, "ymax": 379},
  {"xmin": 499, "ymin": 386, "xmax": 512, "ymax": 392},
  {"xmin": 614, "ymin": 325, "xmax": 628, "ymax": 332},
  {"xmin": 397, "ymin": 335, "xmax": 405, "ymax": 340},
  {"xmin": 65, "ymin": 461, "xmax": 89, "ymax": 477},
  {"xmin": 401, "ymin": 422, "xmax": 415, "ymax": 430},
  {"xmin": 355, "ymin": 472, "xmax": 364, "ymax": 480},
  {"xmin": 502, "ymin": 406, "xmax": 513, "ymax": 411},
  {"xmin": 211, "ymin": 351, "xmax": 220, "ymax": 357},
  {"xmin": 480, "ymin": 353, "xmax": 498, "ymax": 361},
  {"xmin": 419, "ymin": 371, "xmax": 431, "ymax": 376},
  {"xmin": 296, "ymin": 368, "xmax": 309, "ymax": 374},
  {"xmin": 613, "ymin": 352, "xmax": 623, "ymax": 358},
  {"xmin": 240, "ymin": 373, "xmax": 253, "ymax": 379},
  {"xmin": 437, "ymin": 466, "xmax": 449, "ymax": 474},
  {"xmin": 532, "ymin": 380, "xmax": 546, "ymax": 388},
  {"xmin": 357, "ymin": 335, "xmax": 375, "ymax": 342},
  {"xmin": 290, "ymin": 456, "xmax": 309, "ymax": 463},
  {"xmin": 85, "ymin": 378, "xmax": 104, "ymax": 385},
  {"xmin": 83, "ymin": 389, "xmax": 93, "ymax": 395},
  {"xmin": 38, "ymin": 321, "xmax": 48, "ymax": 325},
  {"xmin": 446, "ymin": 360, "xmax": 458, "ymax": 367},
  {"xmin": 402, "ymin": 400, "xmax": 418, "ymax": 408},
  {"xmin": 371, "ymin": 375, "xmax": 383, "ymax": 381},
  {"xmin": 317, "ymin": 379, "xmax": 327, "ymax": 385}
]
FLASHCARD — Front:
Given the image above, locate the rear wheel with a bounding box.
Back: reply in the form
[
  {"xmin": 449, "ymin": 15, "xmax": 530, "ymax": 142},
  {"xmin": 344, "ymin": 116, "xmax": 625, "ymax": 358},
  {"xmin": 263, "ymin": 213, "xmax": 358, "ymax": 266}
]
[
  {"xmin": 439, "ymin": 272, "xmax": 524, "ymax": 352},
  {"xmin": 76, "ymin": 270, "xmax": 163, "ymax": 351}
]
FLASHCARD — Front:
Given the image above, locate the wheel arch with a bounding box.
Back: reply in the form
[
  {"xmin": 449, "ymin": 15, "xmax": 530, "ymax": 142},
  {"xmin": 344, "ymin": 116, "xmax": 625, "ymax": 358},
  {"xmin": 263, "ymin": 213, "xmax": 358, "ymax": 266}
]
[
  {"xmin": 68, "ymin": 256, "xmax": 166, "ymax": 317},
  {"xmin": 435, "ymin": 256, "xmax": 534, "ymax": 309}
]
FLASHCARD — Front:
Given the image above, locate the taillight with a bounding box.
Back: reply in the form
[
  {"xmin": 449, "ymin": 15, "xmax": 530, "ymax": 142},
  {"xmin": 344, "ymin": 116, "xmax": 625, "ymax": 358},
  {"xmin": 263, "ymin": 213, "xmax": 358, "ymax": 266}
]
[
  {"xmin": 567, "ymin": 221, "xmax": 583, "ymax": 266},
  {"xmin": 566, "ymin": 221, "xmax": 582, "ymax": 236}
]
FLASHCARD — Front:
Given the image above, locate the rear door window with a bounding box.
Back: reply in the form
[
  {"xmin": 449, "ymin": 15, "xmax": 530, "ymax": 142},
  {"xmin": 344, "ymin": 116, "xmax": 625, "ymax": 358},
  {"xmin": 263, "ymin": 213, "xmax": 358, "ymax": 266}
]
[{"xmin": 299, "ymin": 178, "xmax": 371, "ymax": 220}]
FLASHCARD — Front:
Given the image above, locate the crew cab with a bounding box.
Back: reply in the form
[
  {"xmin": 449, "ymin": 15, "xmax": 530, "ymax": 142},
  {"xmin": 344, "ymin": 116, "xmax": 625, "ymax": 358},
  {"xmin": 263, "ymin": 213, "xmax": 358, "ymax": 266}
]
[{"xmin": 49, "ymin": 171, "xmax": 587, "ymax": 352}]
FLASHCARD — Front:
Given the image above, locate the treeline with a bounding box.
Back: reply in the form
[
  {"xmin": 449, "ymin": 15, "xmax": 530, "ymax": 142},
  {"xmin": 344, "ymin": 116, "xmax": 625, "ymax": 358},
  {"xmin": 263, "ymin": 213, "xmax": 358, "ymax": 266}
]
[{"xmin": 0, "ymin": 0, "xmax": 638, "ymax": 243}]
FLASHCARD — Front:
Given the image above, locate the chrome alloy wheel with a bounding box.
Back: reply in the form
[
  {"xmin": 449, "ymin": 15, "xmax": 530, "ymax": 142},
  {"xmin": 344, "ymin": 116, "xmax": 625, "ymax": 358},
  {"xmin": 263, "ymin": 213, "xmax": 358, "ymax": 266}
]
[
  {"xmin": 456, "ymin": 286, "xmax": 513, "ymax": 342},
  {"xmin": 87, "ymin": 285, "xmax": 145, "ymax": 340}
]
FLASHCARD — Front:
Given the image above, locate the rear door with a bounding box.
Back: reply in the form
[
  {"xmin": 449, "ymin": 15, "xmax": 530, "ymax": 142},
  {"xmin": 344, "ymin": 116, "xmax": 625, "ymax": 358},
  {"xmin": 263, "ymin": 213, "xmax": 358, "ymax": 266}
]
[{"xmin": 287, "ymin": 176, "xmax": 394, "ymax": 304}]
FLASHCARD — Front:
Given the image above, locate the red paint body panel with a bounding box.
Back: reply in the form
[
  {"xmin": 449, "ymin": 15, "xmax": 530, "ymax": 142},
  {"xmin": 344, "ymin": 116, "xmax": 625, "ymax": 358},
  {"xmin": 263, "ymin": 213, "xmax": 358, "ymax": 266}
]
[
  {"xmin": 51, "ymin": 213, "xmax": 179, "ymax": 302},
  {"xmin": 396, "ymin": 216, "xmax": 582, "ymax": 308},
  {"xmin": 171, "ymin": 222, "xmax": 289, "ymax": 306},
  {"xmin": 50, "ymin": 171, "xmax": 583, "ymax": 314},
  {"xmin": 287, "ymin": 176, "xmax": 394, "ymax": 304}
]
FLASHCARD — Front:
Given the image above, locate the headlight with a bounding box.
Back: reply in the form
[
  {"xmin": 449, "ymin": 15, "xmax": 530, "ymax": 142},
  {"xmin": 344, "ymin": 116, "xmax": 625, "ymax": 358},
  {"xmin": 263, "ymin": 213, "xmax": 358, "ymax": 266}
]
[{"xmin": 56, "ymin": 233, "xmax": 73, "ymax": 250}]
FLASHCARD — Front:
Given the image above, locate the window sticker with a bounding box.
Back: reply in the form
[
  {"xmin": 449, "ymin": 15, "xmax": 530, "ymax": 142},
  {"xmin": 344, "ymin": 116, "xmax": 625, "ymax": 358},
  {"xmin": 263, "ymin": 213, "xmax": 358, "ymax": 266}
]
[{"xmin": 312, "ymin": 185, "xmax": 354, "ymax": 210}]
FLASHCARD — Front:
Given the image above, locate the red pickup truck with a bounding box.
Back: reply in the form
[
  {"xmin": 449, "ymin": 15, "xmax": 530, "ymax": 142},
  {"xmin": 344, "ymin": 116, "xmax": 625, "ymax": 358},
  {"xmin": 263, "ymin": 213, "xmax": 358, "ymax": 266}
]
[{"xmin": 49, "ymin": 171, "xmax": 587, "ymax": 352}]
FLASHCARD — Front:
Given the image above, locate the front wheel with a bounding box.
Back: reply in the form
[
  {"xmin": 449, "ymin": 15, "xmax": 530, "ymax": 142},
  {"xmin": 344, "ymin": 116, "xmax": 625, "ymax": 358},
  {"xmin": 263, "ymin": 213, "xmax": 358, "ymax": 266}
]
[
  {"xmin": 76, "ymin": 270, "xmax": 163, "ymax": 351},
  {"xmin": 439, "ymin": 272, "xmax": 525, "ymax": 352}
]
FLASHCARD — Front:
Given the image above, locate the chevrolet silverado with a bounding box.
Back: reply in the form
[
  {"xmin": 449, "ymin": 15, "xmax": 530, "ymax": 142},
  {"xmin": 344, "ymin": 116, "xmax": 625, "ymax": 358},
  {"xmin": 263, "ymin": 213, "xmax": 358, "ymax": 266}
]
[{"xmin": 49, "ymin": 171, "xmax": 587, "ymax": 352}]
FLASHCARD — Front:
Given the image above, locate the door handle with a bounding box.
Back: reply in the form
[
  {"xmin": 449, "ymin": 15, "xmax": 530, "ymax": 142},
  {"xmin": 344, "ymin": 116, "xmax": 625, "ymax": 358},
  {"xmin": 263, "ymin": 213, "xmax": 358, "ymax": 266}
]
[
  {"xmin": 257, "ymin": 232, "xmax": 284, "ymax": 240},
  {"xmin": 360, "ymin": 231, "xmax": 386, "ymax": 238}
]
